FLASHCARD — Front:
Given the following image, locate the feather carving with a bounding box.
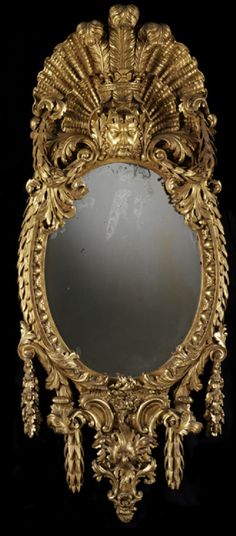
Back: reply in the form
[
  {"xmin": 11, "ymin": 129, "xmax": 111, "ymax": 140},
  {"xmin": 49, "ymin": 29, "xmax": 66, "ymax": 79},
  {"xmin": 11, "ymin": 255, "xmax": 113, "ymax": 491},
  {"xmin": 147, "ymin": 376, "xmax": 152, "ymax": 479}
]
[
  {"xmin": 108, "ymin": 4, "xmax": 139, "ymax": 73},
  {"xmin": 76, "ymin": 21, "xmax": 110, "ymax": 75},
  {"xmin": 33, "ymin": 4, "xmax": 210, "ymax": 168}
]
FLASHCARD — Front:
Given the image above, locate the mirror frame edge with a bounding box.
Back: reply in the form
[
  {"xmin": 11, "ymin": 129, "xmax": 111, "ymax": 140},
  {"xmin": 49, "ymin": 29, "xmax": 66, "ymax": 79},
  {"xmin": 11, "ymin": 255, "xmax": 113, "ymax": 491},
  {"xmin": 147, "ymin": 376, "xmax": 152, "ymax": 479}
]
[{"xmin": 17, "ymin": 4, "xmax": 228, "ymax": 523}]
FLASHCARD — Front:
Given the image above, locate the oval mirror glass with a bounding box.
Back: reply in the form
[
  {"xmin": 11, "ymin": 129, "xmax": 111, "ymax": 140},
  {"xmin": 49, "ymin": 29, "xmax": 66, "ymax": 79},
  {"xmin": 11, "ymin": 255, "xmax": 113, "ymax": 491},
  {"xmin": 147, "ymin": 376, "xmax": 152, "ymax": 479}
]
[{"xmin": 45, "ymin": 163, "xmax": 201, "ymax": 376}]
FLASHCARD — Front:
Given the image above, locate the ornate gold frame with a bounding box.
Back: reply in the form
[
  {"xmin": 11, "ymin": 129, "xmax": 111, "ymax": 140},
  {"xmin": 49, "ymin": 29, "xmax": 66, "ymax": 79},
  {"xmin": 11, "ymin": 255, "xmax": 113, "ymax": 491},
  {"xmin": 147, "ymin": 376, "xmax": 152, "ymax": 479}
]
[{"xmin": 18, "ymin": 5, "xmax": 228, "ymax": 523}]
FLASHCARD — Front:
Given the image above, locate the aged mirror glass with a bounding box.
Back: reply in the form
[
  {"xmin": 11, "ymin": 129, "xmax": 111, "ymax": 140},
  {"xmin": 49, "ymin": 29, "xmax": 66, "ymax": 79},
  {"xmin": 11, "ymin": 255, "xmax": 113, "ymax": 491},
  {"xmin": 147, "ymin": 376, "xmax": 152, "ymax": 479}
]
[
  {"xmin": 18, "ymin": 4, "xmax": 228, "ymax": 524},
  {"xmin": 46, "ymin": 163, "xmax": 201, "ymax": 376}
]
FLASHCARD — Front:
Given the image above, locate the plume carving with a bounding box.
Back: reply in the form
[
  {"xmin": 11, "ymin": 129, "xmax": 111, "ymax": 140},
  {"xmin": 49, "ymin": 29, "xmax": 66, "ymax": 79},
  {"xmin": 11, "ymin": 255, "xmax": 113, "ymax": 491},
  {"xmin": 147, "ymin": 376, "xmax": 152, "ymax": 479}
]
[
  {"xmin": 18, "ymin": 4, "xmax": 228, "ymax": 524},
  {"xmin": 34, "ymin": 3, "xmax": 210, "ymax": 167}
]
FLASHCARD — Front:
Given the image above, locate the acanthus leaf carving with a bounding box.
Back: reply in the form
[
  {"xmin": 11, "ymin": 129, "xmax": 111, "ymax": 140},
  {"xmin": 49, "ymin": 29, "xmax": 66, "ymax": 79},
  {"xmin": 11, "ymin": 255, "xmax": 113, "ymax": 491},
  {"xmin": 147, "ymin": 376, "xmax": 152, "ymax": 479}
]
[
  {"xmin": 92, "ymin": 424, "xmax": 156, "ymax": 523},
  {"xmin": 17, "ymin": 4, "xmax": 229, "ymax": 523}
]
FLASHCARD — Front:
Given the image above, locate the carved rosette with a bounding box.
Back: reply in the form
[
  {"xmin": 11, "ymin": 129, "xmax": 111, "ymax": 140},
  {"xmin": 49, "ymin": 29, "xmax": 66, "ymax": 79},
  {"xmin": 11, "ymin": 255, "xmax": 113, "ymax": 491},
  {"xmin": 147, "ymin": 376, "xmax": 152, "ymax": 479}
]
[{"xmin": 17, "ymin": 4, "xmax": 228, "ymax": 523}]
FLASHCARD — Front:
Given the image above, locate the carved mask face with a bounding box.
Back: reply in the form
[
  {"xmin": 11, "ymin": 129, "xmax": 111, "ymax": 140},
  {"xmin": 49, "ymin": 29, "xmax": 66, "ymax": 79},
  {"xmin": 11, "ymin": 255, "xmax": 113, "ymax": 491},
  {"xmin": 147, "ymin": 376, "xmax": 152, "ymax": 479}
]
[{"xmin": 102, "ymin": 110, "xmax": 142, "ymax": 158}]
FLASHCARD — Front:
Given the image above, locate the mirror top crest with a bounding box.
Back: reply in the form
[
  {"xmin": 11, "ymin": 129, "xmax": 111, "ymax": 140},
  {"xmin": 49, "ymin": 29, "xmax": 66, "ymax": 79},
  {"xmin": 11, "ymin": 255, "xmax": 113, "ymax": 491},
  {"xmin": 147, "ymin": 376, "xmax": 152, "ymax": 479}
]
[{"xmin": 29, "ymin": 2, "xmax": 216, "ymax": 219}]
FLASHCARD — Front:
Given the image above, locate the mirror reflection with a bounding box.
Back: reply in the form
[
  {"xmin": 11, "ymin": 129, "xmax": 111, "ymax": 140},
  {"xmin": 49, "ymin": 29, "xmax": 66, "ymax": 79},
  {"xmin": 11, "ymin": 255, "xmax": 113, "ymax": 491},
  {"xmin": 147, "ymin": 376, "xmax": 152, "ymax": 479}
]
[{"xmin": 45, "ymin": 163, "xmax": 201, "ymax": 376}]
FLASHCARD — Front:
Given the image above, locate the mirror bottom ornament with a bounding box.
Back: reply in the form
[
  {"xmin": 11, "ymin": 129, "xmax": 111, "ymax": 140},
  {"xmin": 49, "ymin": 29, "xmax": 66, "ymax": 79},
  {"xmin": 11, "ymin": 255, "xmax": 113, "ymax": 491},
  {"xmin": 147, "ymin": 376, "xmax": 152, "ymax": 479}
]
[
  {"xmin": 48, "ymin": 384, "xmax": 202, "ymax": 522},
  {"xmin": 19, "ymin": 322, "xmax": 226, "ymax": 523}
]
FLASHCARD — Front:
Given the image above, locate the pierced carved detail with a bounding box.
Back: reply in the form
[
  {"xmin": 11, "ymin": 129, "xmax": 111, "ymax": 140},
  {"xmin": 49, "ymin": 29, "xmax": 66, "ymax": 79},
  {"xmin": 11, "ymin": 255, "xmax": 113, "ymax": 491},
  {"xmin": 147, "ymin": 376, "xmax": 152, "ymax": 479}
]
[
  {"xmin": 17, "ymin": 4, "xmax": 228, "ymax": 523},
  {"xmin": 204, "ymin": 327, "xmax": 227, "ymax": 436},
  {"xmin": 21, "ymin": 358, "xmax": 41, "ymax": 438},
  {"xmin": 93, "ymin": 425, "xmax": 157, "ymax": 523}
]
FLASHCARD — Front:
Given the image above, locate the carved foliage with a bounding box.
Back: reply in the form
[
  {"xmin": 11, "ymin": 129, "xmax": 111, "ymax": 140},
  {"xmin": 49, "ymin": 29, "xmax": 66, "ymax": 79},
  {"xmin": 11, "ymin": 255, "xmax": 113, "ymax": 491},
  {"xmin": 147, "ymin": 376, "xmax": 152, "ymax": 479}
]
[{"xmin": 18, "ymin": 4, "xmax": 228, "ymax": 523}]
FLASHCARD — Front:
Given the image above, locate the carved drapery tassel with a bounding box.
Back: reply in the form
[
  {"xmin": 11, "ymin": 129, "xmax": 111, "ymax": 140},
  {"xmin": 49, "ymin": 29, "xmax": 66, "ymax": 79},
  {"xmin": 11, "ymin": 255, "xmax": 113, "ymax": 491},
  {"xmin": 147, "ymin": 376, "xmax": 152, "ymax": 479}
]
[
  {"xmin": 65, "ymin": 427, "xmax": 84, "ymax": 492},
  {"xmin": 21, "ymin": 358, "xmax": 41, "ymax": 437},
  {"xmin": 48, "ymin": 394, "xmax": 85, "ymax": 492},
  {"xmin": 164, "ymin": 421, "xmax": 184, "ymax": 490},
  {"xmin": 204, "ymin": 358, "xmax": 224, "ymax": 436}
]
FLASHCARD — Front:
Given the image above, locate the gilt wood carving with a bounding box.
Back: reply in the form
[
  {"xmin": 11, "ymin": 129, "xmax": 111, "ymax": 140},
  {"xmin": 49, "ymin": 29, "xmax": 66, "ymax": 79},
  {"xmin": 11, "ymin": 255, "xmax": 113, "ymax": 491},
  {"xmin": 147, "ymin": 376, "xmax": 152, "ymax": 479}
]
[{"xmin": 18, "ymin": 5, "xmax": 228, "ymax": 522}]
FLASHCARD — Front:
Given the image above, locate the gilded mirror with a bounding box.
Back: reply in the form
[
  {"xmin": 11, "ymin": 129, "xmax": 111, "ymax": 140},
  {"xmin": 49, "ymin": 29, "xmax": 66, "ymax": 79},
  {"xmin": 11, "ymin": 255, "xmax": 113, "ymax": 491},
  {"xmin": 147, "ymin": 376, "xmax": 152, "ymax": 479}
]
[{"xmin": 18, "ymin": 4, "xmax": 228, "ymax": 523}]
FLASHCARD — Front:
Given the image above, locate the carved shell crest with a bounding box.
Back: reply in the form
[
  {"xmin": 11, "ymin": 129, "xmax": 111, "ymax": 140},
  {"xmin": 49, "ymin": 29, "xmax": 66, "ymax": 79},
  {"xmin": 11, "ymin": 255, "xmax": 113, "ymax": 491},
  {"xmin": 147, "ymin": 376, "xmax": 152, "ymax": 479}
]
[{"xmin": 33, "ymin": 4, "xmax": 214, "ymax": 169}]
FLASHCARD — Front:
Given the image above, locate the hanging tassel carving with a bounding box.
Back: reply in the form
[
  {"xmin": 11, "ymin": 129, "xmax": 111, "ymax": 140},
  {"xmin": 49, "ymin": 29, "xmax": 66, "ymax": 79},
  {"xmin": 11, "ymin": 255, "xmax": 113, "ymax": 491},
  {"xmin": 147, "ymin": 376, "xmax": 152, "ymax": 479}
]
[
  {"xmin": 163, "ymin": 398, "xmax": 202, "ymax": 490},
  {"xmin": 163, "ymin": 412, "xmax": 185, "ymax": 490},
  {"xmin": 47, "ymin": 393, "xmax": 85, "ymax": 493},
  {"xmin": 204, "ymin": 357, "xmax": 224, "ymax": 436},
  {"xmin": 65, "ymin": 427, "xmax": 84, "ymax": 492},
  {"xmin": 21, "ymin": 358, "xmax": 41, "ymax": 437},
  {"xmin": 204, "ymin": 328, "xmax": 227, "ymax": 436},
  {"xmin": 164, "ymin": 422, "xmax": 184, "ymax": 490}
]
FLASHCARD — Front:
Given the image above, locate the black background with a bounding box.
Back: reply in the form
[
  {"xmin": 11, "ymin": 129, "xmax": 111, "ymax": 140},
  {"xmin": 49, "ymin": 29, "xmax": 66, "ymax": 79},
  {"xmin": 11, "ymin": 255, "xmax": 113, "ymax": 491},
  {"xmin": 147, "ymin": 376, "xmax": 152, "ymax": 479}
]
[{"xmin": 7, "ymin": 0, "xmax": 235, "ymax": 530}]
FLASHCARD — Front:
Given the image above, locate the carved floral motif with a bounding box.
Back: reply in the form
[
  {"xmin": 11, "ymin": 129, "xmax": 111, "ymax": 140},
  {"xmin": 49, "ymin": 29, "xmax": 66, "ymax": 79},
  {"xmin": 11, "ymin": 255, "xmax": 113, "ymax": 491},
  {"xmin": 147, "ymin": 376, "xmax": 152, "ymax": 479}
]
[{"xmin": 18, "ymin": 4, "xmax": 228, "ymax": 522}]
